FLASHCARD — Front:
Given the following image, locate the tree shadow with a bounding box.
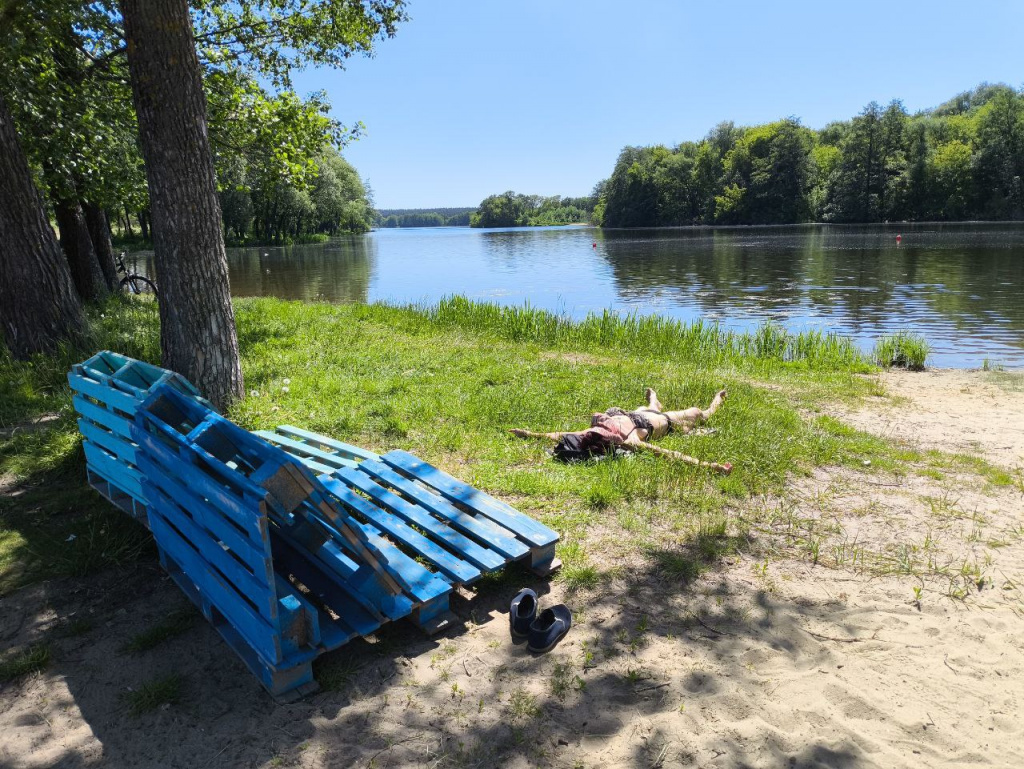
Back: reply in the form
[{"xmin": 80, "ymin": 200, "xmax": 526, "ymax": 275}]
[{"xmin": 0, "ymin": 514, "xmax": 898, "ymax": 769}]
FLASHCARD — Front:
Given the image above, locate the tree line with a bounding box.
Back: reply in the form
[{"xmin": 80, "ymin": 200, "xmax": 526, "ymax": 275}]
[
  {"xmin": 1, "ymin": 0, "xmax": 405, "ymax": 407},
  {"xmin": 470, "ymin": 192, "xmax": 598, "ymax": 227},
  {"xmin": 376, "ymin": 208, "xmax": 475, "ymax": 227},
  {"xmin": 596, "ymin": 84, "xmax": 1024, "ymax": 228}
]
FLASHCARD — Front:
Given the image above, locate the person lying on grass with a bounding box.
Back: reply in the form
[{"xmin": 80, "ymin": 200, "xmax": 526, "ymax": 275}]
[{"xmin": 510, "ymin": 387, "xmax": 732, "ymax": 474}]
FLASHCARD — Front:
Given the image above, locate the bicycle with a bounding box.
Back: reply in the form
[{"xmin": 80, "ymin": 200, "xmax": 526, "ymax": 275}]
[{"xmin": 116, "ymin": 251, "xmax": 158, "ymax": 298}]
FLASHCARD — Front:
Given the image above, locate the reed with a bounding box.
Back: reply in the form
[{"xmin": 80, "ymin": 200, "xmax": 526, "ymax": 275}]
[{"xmin": 874, "ymin": 331, "xmax": 929, "ymax": 370}]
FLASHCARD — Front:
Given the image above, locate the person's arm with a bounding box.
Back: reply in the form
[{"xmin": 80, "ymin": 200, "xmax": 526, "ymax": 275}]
[
  {"xmin": 620, "ymin": 436, "xmax": 732, "ymax": 474},
  {"xmin": 509, "ymin": 428, "xmax": 572, "ymax": 442}
]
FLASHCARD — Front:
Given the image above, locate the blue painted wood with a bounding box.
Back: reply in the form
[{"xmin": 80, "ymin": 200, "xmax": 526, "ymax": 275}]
[
  {"xmin": 133, "ymin": 427, "xmax": 266, "ymax": 542},
  {"xmin": 270, "ymin": 532, "xmax": 385, "ymax": 637},
  {"xmin": 147, "ymin": 498, "xmax": 283, "ymax": 664},
  {"xmin": 356, "ymin": 460, "xmax": 529, "ymax": 560},
  {"xmin": 255, "ymin": 430, "xmax": 360, "ymax": 470},
  {"xmin": 313, "ymin": 478, "xmax": 452, "ymax": 602},
  {"xmin": 275, "ymin": 425, "xmax": 380, "ymax": 462},
  {"xmin": 68, "ymin": 372, "xmax": 140, "ymax": 415},
  {"xmin": 146, "ymin": 485, "xmax": 276, "ymax": 623},
  {"xmin": 382, "ymin": 450, "xmax": 559, "ymax": 547},
  {"xmin": 320, "ymin": 474, "xmax": 479, "ymax": 583},
  {"xmin": 137, "ymin": 452, "xmax": 272, "ymax": 580},
  {"xmin": 72, "ymin": 395, "xmax": 133, "ymax": 439},
  {"xmin": 82, "ymin": 443, "xmax": 144, "ymax": 500},
  {"xmin": 78, "ymin": 419, "xmax": 137, "ymax": 465},
  {"xmin": 335, "ymin": 467, "xmax": 503, "ymax": 573}
]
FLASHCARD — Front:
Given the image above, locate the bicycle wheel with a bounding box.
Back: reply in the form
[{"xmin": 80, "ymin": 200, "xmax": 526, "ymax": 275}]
[{"xmin": 120, "ymin": 275, "xmax": 159, "ymax": 299}]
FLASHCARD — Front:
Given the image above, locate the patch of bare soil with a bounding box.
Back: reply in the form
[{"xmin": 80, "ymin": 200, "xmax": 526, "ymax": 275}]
[
  {"xmin": 835, "ymin": 369, "xmax": 1024, "ymax": 468},
  {"xmin": 1, "ymin": 371, "xmax": 1022, "ymax": 768}
]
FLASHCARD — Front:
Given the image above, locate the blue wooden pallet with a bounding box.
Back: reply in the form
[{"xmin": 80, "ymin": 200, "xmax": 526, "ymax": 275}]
[
  {"xmin": 256, "ymin": 426, "xmax": 562, "ymax": 585},
  {"xmin": 132, "ymin": 384, "xmax": 453, "ymax": 698},
  {"xmin": 68, "ymin": 350, "xmax": 211, "ymax": 523}
]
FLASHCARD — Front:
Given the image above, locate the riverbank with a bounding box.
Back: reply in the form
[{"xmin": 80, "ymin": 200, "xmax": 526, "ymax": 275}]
[{"xmin": 1, "ymin": 297, "xmax": 1022, "ymax": 767}]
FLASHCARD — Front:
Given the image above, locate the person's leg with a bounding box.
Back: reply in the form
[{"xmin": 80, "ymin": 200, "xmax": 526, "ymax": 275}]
[
  {"xmin": 644, "ymin": 387, "xmax": 663, "ymax": 411},
  {"xmin": 663, "ymin": 389, "xmax": 727, "ymax": 428}
]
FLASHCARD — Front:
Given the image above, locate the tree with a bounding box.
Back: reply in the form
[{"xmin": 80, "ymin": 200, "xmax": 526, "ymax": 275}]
[
  {"xmin": 0, "ymin": 91, "xmax": 85, "ymax": 357},
  {"xmin": 121, "ymin": 0, "xmax": 243, "ymax": 408}
]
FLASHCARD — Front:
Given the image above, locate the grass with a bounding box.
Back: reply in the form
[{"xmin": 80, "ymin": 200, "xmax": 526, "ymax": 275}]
[
  {"xmin": 121, "ymin": 606, "xmax": 197, "ymax": 653},
  {"xmin": 123, "ymin": 673, "xmax": 183, "ymax": 715},
  {"xmin": 0, "ymin": 293, "xmax": 938, "ymax": 599},
  {"xmin": 0, "ymin": 643, "xmax": 50, "ymax": 683},
  {"xmin": 874, "ymin": 331, "xmax": 929, "ymax": 370}
]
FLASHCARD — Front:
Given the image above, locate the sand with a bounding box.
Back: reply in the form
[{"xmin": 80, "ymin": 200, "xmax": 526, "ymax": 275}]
[{"xmin": 1, "ymin": 369, "xmax": 1022, "ymax": 768}]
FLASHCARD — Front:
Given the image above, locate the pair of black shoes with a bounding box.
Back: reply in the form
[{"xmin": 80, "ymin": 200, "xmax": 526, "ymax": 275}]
[{"xmin": 509, "ymin": 589, "xmax": 572, "ymax": 653}]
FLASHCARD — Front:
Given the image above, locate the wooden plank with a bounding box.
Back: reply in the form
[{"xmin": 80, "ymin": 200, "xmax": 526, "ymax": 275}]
[
  {"xmin": 315, "ymin": 479, "xmax": 451, "ymax": 600},
  {"xmin": 269, "ymin": 532, "xmax": 384, "ymax": 637},
  {"xmin": 137, "ymin": 452, "xmax": 272, "ymax": 580},
  {"xmin": 275, "ymin": 426, "xmax": 379, "ymax": 462},
  {"xmin": 320, "ymin": 474, "xmax": 480, "ymax": 584},
  {"xmin": 132, "ymin": 428, "xmax": 265, "ymax": 541},
  {"xmin": 256, "ymin": 431, "xmax": 359, "ymax": 470},
  {"xmin": 335, "ymin": 467, "xmax": 504, "ymax": 573},
  {"xmin": 148, "ymin": 506, "xmax": 282, "ymax": 664},
  {"xmin": 146, "ymin": 485, "xmax": 276, "ymax": 622},
  {"xmin": 357, "ymin": 460, "xmax": 529, "ymax": 561},
  {"xmin": 77, "ymin": 419, "xmax": 137, "ymax": 465},
  {"xmin": 73, "ymin": 395, "xmax": 133, "ymax": 439},
  {"xmin": 382, "ymin": 450, "xmax": 558, "ymax": 548},
  {"xmin": 82, "ymin": 442, "xmax": 144, "ymax": 501},
  {"xmin": 68, "ymin": 372, "xmax": 139, "ymax": 415}
]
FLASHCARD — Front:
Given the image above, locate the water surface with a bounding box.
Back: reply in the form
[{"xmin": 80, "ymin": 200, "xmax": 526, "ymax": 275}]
[{"xmin": 130, "ymin": 223, "xmax": 1024, "ymax": 368}]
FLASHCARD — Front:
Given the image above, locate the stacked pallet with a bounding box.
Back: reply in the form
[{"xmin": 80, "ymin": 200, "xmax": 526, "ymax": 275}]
[{"xmin": 68, "ymin": 352, "xmax": 560, "ymax": 699}]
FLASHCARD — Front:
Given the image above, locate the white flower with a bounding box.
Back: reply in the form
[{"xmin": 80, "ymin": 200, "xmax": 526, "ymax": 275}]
[
  {"xmin": 282, "ymin": 378, "xmax": 291, "ymax": 385},
  {"xmin": 281, "ymin": 386, "xmax": 290, "ymax": 393},
  {"xmin": 250, "ymin": 390, "xmax": 259, "ymax": 397}
]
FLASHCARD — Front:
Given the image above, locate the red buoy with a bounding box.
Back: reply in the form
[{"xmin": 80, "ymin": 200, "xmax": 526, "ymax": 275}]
[
  {"xmin": 896, "ymin": 234, "xmax": 902, "ymax": 245},
  {"xmin": 592, "ymin": 242, "xmax": 597, "ymax": 248}
]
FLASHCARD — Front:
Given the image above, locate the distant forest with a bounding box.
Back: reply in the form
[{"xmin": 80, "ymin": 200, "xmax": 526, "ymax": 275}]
[
  {"xmin": 376, "ymin": 208, "xmax": 475, "ymax": 227},
  {"xmin": 470, "ymin": 193, "xmax": 598, "ymax": 227},
  {"xmin": 596, "ymin": 83, "xmax": 1024, "ymax": 227}
]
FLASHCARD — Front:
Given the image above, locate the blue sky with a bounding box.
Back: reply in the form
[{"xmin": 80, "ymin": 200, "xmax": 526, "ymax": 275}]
[{"xmin": 292, "ymin": 0, "xmax": 1024, "ymax": 209}]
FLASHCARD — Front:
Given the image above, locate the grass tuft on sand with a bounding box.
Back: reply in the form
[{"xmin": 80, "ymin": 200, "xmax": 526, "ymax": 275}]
[{"xmin": 874, "ymin": 331, "xmax": 929, "ymax": 370}]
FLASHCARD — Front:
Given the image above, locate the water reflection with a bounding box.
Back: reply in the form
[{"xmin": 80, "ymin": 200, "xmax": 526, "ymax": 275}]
[{"xmin": 129, "ymin": 223, "xmax": 1024, "ymax": 368}]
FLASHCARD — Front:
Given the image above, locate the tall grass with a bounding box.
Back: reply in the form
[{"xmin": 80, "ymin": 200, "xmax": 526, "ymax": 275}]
[
  {"xmin": 411, "ymin": 296, "xmax": 868, "ymax": 371},
  {"xmin": 874, "ymin": 331, "xmax": 929, "ymax": 371}
]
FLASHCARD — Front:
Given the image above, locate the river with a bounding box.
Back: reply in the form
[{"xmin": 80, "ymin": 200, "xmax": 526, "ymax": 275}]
[{"xmin": 129, "ymin": 222, "xmax": 1024, "ymax": 368}]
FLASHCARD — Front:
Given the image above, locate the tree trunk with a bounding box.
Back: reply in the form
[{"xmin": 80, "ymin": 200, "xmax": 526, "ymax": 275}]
[
  {"xmin": 138, "ymin": 209, "xmax": 150, "ymax": 241},
  {"xmin": 53, "ymin": 193, "xmax": 108, "ymax": 300},
  {"xmin": 121, "ymin": 0, "xmax": 243, "ymax": 408},
  {"xmin": 0, "ymin": 92, "xmax": 85, "ymax": 358},
  {"xmin": 84, "ymin": 203, "xmax": 119, "ymax": 291},
  {"xmin": 123, "ymin": 205, "xmax": 134, "ymax": 237}
]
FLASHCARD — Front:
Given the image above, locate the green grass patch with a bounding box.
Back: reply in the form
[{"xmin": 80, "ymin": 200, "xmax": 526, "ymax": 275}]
[
  {"xmin": 0, "ymin": 294, "xmax": 936, "ymax": 596},
  {"xmin": 874, "ymin": 331, "xmax": 929, "ymax": 370},
  {"xmin": 122, "ymin": 606, "xmax": 197, "ymax": 653},
  {"xmin": 124, "ymin": 673, "xmax": 183, "ymax": 715},
  {"xmin": 0, "ymin": 643, "xmax": 50, "ymax": 683}
]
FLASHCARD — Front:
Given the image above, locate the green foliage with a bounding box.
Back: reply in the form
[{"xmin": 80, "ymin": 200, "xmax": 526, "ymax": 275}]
[
  {"xmin": 470, "ymin": 191, "xmax": 598, "ymax": 227},
  {"xmin": 377, "ymin": 208, "xmax": 476, "ymax": 227},
  {"xmin": 124, "ymin": 674, "xmax": 183, "ymax": 716},
  {"xmin": 0, "ymin": 644, "xmax": 50, "ymax": 683},
  {"xmin": 874, "ymin": 332, "xmax": 930, "ymax": 371},
  {"xmin": 599, "ymin": 84, "xmax": 1024, "ymax": 226}
]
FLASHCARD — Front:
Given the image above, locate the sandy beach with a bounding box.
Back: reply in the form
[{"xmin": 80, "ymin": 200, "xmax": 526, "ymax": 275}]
[{"xmin": 1, "ymin": 368, "xmax": 1022, "ymax": 768}]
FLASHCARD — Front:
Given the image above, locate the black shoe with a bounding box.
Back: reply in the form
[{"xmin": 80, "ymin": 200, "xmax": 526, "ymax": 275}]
[
  {"xmin": 527, "ymin": 604, "xmax": 572, "ymax": 653},
  {"xmin": 510, "ymin": 588, "xmax": 538, "ymax": 638}
]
